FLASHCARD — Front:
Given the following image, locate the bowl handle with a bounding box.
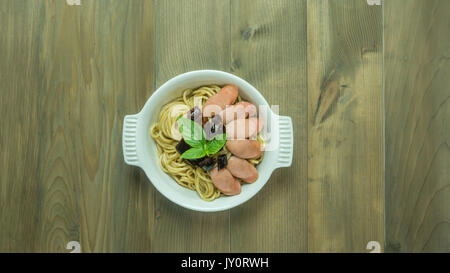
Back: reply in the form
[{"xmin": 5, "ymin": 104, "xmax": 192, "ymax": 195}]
[
  {"xmin": 122, "ymin": 114, "xmax": 141, "ymax": 167},
  {"xmin": 274, "ymin": 115, "xmax": 294, "ymax": 168}
]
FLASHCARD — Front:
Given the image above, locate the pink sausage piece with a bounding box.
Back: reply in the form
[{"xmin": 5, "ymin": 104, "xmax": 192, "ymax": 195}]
[
  {"xmin": 203, "ymin": 84, "xmax": 239, "ymax": 117},
  {"xmin": 226, "ymin": 156, "xmax": 259, "ymax": 183},
  {"xmin": 209, "ymin": 167, "xmax": 241, "ymax": 196},
  {"xmin": 219, "ymin": 101, "xmax": 257, "ymax": 124},
  {"xmin": 226, "ymin": 140, "xmax": 263, "ymax": 159},
  {"xmin": 226, "ymin": 117, "xmax": 263, "ymax": 140}
]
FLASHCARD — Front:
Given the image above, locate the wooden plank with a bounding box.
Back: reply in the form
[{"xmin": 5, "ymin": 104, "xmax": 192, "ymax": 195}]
[
  {"xmin": 307, "ymin": 0, "xmax": 384, "ymax": 252},
  {"xmin": 230, "ymin": 0, "xmax": 308, "ymax": 252},
  {"xmin": 0, "ymin": 0, "xmax": 155, "ymax": 252},
  {"xmin": 384, "ymin": 0, "xmax": 450, "ymax": 252},
  {"xmin": 0, "ymin": 0, "xmax": 50, "ymax": 252},
  {"xmin": 153, "ymin": 0, "xmax": 231, "ymax": 252},
  {"xmin": 73, "ymin": 0, "xmax": 155, "ymax": 253}
]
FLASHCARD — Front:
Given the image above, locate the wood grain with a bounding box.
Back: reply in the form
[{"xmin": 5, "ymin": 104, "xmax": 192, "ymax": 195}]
[
  {"xmin": 0, "ymin": 0, "xmax": 155, "ymax": 252},
  {"xmin": 307, "ymin": 0, "xmax": 384, "ymax": 252},
  {"xmin": 384, "ymin": 0, "xmax": 450, "ymax": 252},
  {"xmin": 0, "ymin": 0, "xmax": 52, "ymax": 252},
  {"xmin": 75, "ymin": 0, "xmax": 155, "ymax": 253},
  {"xmin": 229, "ymin": 0, "xmax": 308, "ymax": 252},
  {"xmin": 152, "ymin": 0, "xmax": 231, "ymax": 253},
  {"xmin": 1, "ymin": 0, "xmax": 449, "ymax": 253}
]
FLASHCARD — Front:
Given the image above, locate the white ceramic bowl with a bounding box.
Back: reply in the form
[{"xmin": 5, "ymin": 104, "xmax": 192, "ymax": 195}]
[{"xmin": 122, "ymin": 70, "xmax": 293, "ymax": 212}]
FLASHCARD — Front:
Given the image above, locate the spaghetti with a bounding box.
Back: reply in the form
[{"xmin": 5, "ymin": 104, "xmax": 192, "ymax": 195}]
[{"xmin": 150, "ymin": 85, "xmax": 263, "ymax": 201}]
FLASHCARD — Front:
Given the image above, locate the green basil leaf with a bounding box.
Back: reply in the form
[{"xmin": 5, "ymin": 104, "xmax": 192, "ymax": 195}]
[
  {"xmin": 184, "ymin": 139, "xmax": 202, "ymax": 148},
  {"xmin": 206, "ymin": 134, "xmax": 227, "ymax": 155},
  {"xmin": 177, "ymin": 117, "xmax": 205, "ymax": 147},
  {"xmin": 180, "ymin": 147, "xmax": 206, "ymax": 159}
]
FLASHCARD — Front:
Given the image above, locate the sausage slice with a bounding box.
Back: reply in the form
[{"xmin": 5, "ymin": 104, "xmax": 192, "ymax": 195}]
[
  {"xmin": 219, "ymin": 101, "xmax": 257, "ymax": 124},
  {"xmin": 226, "ymin": 156, "xmax": 259, "ymax": 183},
  {"xmin": 226, "ymin": 139, "xmax": 263, "ymax": 159},
  {"xmin": 209, "ymin": 167, "xmax": 241, "ymax": 195},
  {"xmin": 226, "ymin": 117, "xmax": 263, "ymax": 140},
  {"xmin": 203, "ymin": 85, "xmax": 239, "ymax": 117}
]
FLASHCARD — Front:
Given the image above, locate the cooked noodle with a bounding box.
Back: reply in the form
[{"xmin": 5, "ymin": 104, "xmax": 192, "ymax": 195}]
[{"xmin": 150, "ymin": 85, "xmax": 264, "ymax": 201}]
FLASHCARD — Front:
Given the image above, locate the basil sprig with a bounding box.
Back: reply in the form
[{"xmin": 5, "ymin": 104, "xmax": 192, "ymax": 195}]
[{"xmin": 177, "ymin": 117, "xmax": 226, "ymax": 159}]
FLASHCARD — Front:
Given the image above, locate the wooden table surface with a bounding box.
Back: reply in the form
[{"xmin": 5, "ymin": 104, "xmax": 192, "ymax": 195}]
[{"xmin": 1, "ymin": 0, "xmax": 449, "ymax": 253}]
